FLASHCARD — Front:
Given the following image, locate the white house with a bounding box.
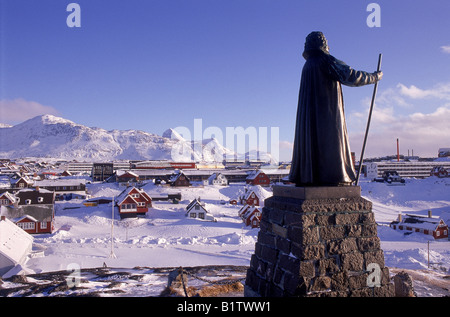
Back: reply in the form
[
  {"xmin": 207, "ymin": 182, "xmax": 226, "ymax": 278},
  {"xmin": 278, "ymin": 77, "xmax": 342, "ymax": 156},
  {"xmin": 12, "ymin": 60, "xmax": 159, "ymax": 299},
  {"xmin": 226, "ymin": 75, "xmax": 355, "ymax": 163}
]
[
  {"xmin": 185, "ymin": 198, "xmax": 216, "ymax": 221},
  {"xmin": 0, "ymin": 215, "xmax": 34, "ymax": 277},
  {"xmin": 206, "ymin": 173, "xmax": 228, "ymax": 186}
]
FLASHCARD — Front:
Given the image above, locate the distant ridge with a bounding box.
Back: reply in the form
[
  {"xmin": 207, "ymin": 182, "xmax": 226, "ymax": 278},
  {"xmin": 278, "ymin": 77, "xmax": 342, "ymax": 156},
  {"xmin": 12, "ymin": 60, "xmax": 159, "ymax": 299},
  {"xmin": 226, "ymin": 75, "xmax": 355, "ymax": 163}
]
[{"xmin": 0, "ymin": 114, "xmax": 274, "ymax": 163}]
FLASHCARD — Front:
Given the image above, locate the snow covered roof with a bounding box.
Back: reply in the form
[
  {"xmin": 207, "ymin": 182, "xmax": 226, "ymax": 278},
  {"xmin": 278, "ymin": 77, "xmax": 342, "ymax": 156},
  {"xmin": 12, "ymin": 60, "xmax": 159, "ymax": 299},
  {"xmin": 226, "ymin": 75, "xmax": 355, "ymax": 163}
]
[
  {"xmin": 10, "ymin": 176, "xmax": 33, "ymax": 185},
  {"xmin": 0, "ymin": 176, "xmax": 11, "ymax": 188},
  {"xmin": 12, "ymin": 214, "xmax": 39, "ymax": 223},
  {"xmin": 0, "ymin": 217, "xmax": 33, "ymax": 276},
  {"xmin": 34, "ymin": 178, "xmax": 86, "ymax": 186},
  {"xmin": 243, "ymin": 189, "xmax": 259, "ymax": 201},
  {"xmin": 0, "ymin": 192, "xmax": 17, "ymax": 204},
  {"xmin": 115, "ymin": 187, "xmax": 151, "ymax": 205},
  {"xmin": 169, "ymin": 171, "xmax": 189, "ymax": 183},
  {"xmin": 116, "ymin": 170, "xmax": 139, "ymax": 178},
  {"xmin": 246, "ymin": 170, "xmax": 264, "ymax": 180},
  {"xmin": 392, "ymin": 213, "xmax": 447, "ymax": 231},
  {"xmin": 16, "ymin": 188, "xmax": 54, "ymax": 194},
  {"xmin": 186, "ymin": 198, "xmax": 206, "ymax": 212},
  {"xmin": 239, "ymin": 205, "xmax": 260, "ymax": 219}
]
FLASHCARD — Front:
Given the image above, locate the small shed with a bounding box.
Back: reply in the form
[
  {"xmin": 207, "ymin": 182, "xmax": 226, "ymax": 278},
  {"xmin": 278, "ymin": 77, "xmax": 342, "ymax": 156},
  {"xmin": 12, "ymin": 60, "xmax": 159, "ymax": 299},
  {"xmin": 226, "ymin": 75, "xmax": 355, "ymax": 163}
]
[{"xmin": 0, "ymin": 216, "xmax": 33, "ymax": 277}]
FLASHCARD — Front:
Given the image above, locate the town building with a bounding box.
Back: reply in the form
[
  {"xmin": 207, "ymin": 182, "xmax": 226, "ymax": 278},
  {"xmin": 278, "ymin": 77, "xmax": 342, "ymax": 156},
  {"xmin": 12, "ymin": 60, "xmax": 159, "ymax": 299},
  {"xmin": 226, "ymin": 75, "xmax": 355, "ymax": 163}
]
[
  {"xmin": 240, "ymin": 190, "xmax": 260, "ymax": 206},
  {"xmin": 246, "ymin": 170, "xmax": 271, "ymax": 186},
  {"xmin": 390, "ymin": 211, "xmax": 448, "ymax": 240},
  {"xmin": 206, "ymin": 173, "xmax": 228, "ymax": 186},
  {"xmin": 1, "ymin": 188, "xmax": 56, "ymax": 234},
  {"xmin": 238, "ymin": 204, "xmax": 262, "ymax": 228},
  {"xmin": 366, "ymin": 161, "xmax": 450, "ymax": 179},
  {"xmin": 115, "ymin": 187, "xmax": 152, "ymax": 219},
  {"xmin": 169, "ymin": 171, "xmax": 191, "ymax": 187},
  {"xmin": 185, "ymin": 198, "xmax": 215, "ymax": 221},
  {"xmin": 33, "ymin": 178, "xmax": 87, "ymax": 200},
  {"xmin": 92, "ymin": 163, "xmax": 114, "ymax": 182}
]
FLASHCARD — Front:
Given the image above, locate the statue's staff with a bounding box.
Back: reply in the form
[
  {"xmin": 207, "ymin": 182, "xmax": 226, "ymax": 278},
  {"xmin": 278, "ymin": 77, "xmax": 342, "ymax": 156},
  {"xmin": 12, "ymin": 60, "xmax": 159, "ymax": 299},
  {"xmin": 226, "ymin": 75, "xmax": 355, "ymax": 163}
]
[{"xmin": 355, "ymin": 53, "xmax": 382, "ymax": 186}]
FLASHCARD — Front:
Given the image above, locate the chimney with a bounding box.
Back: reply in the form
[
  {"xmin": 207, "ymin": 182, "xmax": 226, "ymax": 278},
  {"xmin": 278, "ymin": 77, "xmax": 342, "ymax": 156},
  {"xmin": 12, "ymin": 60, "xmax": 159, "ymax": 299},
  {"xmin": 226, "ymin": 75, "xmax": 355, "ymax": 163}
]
[
  {"xmin": 398, "ymin": 213, "xmax": 402, "ymax": 222},
  {"xmin": 35, "ymin": 186, "xmax": 40, "ymax": 192},
  {"xmin": 428, "ymin": 210, "xmax": 432, "ymax": 218},
  {"xmin": 0, "ymin": 215, "xmax": 5, "ymax": 221},
  {"xmin": 397, "ymin": 138, "xmax": 400, "ymax": 162}
]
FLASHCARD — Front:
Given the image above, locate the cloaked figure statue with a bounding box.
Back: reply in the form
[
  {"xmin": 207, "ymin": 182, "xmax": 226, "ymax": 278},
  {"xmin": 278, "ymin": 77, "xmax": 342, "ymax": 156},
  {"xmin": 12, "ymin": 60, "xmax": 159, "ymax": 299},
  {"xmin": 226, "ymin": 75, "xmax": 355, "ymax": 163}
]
[{"xmin": 288, "ymin": 31, "xmax": 382, "ymax": 186}]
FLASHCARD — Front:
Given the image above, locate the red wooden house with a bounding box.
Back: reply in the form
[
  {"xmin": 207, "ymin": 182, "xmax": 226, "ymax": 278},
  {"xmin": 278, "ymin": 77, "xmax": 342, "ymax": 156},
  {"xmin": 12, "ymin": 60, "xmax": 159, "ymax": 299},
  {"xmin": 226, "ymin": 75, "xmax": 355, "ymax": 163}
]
[
  {"xmin": 238, "ymin": 205, "xmax": 262, "ymax": 228},
  {"xmin": 0, "ymin": 192, "xmax": 17, "ymax": 206},
  {"xmin": 13, "ymin": 214, "xmax": 53, "ymax": 234},
  {"xmin": 241, "ymin": 190, "xmax": 260, "ymax": 206},
  {"xmin": 390, "ymin": 211, "xmax": 448, "ymax": 240},
  {"xmin": 10, "ymin": 176, "xmax": 34, "ymax": 189},
  {"xmin": 0, "ymin": 188, "xmax": 55, "ymax": 234},
  {"xmin": 246, "ymin": 170, "xmax": 270, "ymax": 186},
  {"xmin": 169, "ymin": 171, "xmax": 191, "ymax": 187},
  {"xmin": 114, "ymin": 171, "xmax": 140, "ymax": 186},
  {"xmin": 116, "ymin": 187, "xmax": 152, "ymax": 219}
]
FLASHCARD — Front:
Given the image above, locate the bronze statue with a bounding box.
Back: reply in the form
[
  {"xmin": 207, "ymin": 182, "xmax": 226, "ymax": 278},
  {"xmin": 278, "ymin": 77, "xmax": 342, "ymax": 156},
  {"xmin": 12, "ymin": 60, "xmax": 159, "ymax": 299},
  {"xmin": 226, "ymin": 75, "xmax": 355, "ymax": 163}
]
[{"xmin": 288, "ymin": 31, "xmax": 382, "ymax": 186}]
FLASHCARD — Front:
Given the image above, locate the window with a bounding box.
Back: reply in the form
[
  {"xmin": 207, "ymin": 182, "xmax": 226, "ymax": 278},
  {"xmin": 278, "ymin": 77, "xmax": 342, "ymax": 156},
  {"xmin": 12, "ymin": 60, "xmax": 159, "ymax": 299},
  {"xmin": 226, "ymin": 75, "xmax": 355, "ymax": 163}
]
[
  {"xmin": 195, "ymin": 205, "xmax": 200, "ymax": 210},
  {"xmin": 198, "ymin": 213, "xmax": 205, "ymax": 219},
  {"xmin": 122, "ymin": 203, "xmax": 137, "ymax": 210},
  {"xmin": 190, "ymin": 213, "xmax": 196, "ymax": 218},
  {"xmin": 132, "ymin": 193, "xmax": 139, "ymax": 198},
  {"xmin": 18, "ymin": 222, "xmax": 35, "ymax": 230},
  {"xmin": 40, "ymin": 222, "xmax": 47, "ymax": 229},
  {"xmin": 25, "ymin": 199, "xmax": 32, "ymax": 205},
  {"xmin": 38, "ymin": 197, "xmax": 44, "ymax": 203}
]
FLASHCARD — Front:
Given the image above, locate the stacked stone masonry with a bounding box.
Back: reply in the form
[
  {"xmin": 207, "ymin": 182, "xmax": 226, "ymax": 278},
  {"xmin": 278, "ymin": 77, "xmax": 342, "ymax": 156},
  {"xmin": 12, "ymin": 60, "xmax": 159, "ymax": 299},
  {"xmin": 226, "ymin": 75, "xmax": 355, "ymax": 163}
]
[{"xmin": 245, "ymin": 190, "xmax": 395, "ymax": 297}]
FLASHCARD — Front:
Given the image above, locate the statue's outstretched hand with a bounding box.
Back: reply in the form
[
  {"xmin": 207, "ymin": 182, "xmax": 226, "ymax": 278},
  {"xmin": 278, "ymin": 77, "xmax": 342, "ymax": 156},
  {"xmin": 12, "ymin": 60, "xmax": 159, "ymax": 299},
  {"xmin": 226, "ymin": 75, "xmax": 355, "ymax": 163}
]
[{"xmin": 374, "ymin": 71, "xmax": 383, "ymax": 81}]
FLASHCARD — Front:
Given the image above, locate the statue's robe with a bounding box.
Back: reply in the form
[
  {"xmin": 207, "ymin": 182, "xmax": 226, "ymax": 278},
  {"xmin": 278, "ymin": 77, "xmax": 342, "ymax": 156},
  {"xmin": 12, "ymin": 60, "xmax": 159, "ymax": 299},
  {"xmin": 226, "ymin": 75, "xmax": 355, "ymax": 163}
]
[{"xmin": 288, "ymin": 50, "xmax": 377, "ymax": 186}]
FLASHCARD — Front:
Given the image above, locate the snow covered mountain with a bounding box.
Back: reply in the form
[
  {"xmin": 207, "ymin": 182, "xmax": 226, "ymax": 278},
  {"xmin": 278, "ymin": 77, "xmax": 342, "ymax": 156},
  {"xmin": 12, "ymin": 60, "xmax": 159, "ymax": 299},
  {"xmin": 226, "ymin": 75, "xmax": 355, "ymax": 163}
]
[{"xmin": 0, "ymin": 115, "xmax": 273, "ymax": 163}]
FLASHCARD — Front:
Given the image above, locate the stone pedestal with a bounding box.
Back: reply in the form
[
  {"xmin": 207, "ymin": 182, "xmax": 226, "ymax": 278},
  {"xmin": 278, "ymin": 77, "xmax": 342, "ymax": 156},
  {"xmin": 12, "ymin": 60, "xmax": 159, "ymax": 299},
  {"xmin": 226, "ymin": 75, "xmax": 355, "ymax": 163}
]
[{"xmin": 244, "ymin": 185, "xmax": 394, "ymax": 297}]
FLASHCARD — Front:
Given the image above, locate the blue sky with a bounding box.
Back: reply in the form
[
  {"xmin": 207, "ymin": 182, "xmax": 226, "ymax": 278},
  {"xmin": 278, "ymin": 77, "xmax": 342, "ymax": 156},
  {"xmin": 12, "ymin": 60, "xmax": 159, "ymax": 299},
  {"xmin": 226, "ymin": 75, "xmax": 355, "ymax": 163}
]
[{"xmin": 1, "ymin": 0, "xmax": 450, "ymax": 161}]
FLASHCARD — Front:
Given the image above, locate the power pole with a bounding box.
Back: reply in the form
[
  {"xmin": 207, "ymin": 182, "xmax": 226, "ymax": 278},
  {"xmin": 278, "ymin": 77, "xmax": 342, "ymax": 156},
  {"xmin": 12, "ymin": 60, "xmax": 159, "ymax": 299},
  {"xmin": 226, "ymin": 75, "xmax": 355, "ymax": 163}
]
[{"xmin": 109, "ymin": 196, "xmax": 117, "ymax": 259}]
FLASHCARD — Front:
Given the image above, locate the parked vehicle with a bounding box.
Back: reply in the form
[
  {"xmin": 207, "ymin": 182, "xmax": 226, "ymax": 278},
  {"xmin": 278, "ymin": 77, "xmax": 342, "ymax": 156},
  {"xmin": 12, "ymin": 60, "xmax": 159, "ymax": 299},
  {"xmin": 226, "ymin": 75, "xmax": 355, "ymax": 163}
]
[{"xmin": 374, "ymin": 170, "xmax": 405, "ymax": 184}]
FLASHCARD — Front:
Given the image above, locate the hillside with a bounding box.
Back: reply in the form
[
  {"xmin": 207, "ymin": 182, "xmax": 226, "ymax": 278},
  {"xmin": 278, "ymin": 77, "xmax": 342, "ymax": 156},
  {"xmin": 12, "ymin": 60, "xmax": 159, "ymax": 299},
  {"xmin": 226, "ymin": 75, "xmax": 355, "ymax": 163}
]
[{"xmin": 0, "ymin": 115, "xmax": 273, "ymax": 163}]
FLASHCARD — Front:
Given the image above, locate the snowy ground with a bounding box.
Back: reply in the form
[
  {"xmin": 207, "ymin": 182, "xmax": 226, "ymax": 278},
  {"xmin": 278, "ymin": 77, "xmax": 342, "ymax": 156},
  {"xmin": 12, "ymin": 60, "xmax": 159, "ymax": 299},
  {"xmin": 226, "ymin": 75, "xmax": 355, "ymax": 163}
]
[{"xmin": 13, "ymin": 178, "xmax": 450, "ymax": 296}]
